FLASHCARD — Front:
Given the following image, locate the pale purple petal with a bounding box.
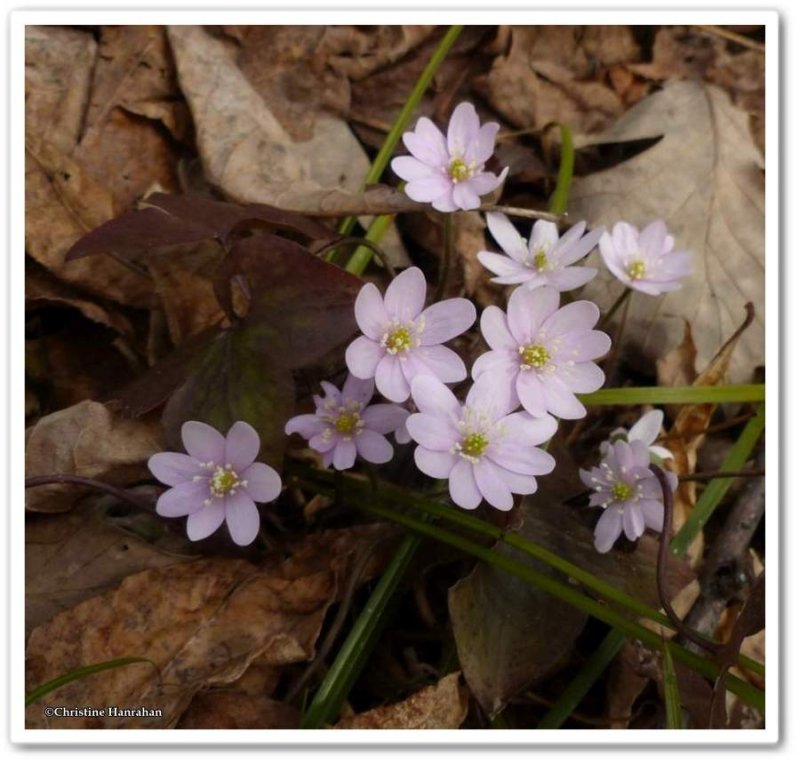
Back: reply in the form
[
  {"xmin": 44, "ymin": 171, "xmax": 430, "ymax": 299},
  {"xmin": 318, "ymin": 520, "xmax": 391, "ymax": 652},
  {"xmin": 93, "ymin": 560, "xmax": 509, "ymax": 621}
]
[
  {"xmin": 466, "ymin": 122, "xmax": 500, "ymax": 165},
  {"xmin": 346, "ymin": 336, "xmax": 385, "ymax": 380},
  {"xmin": 594, "ymin": 507, "xmax": 623, "ymax": 553},
  {"xmin": 332, "ymin": 439, "xmax": 357, "ymax": 470},
  {"xmin": 406, "ymin": 176, "xmax": 454, "ymax": 204},
  {"xmin": 384, "ymin": 266, "xmax": 426, "ymax": 322},
  {"xmin": 285, "ymin": 414, "xmax": 325, "ymax": 439},
  {"xmin": 639, "ymin": 499, "xmax": 664, "ymax": 532},
  {"xmin": 471, "ymin": 349, "xmax": 518, "ymax": 382},
  {"xmin": 431, "ymin": 190, "xmax": 459, "ymax": 213},
  {"xmin": 465, "ymin": 374, "xmax": 514, "ymax": 419},
  {"xmin": 225, "ymin": 421, "xmax": 260, "ymax": 471},
  {"xmin": 622, "ymin": 503, "xmax": 646, "ymax": 541},
  {"xmin": 480, "ymin": 307, "xmax": 516, "ymax": 350},
  {"xmin": 186, "ymin": 501, "xmax": 226, "ymax": 541},
  {"xmin": 402, "ymin": 116, "xmax": 449, "ymax": 165},
  {"xmin": 486, "ymin": 212, "xmax": 528, "ymax": 262},
  {"xmin": 362, "ymin": 403, "xmax": 409, "ymax": 435},
  {"xmin": 149, "ymin": 452, "xmax": 200, "ymax": 487},
  {"xmin": 541, "ymin": 376, "xmax": 586, "ymax": 419},
  {"xmin": 448, "ymin": 459, "xmax": 482, "ymax": 510},
  {"xmin": 487, "ymin": 443, "xmax": 555, "ymax": 475},
  {"xmin": 414, "ymin": 447, "xmax": 458, "ymax": 479},
  {"xmin": 528, "ymin": 220, "xmax": 559, "ymax": 254},
  {"xmin": 546, "ymin": 267, "xmax": 598, "ymax": 291},
  {"xmin": 319, "ymin": 381, "xmax": 342, "ymax": 404},
  {"xmin": 499, "ymin": 412, "xmax": 558, "ymax": 446},
  {"xmin": 474, "ymin": 460, "xmax": 513, "ymax": 511},
  {"xmin": 156, "ymin": 480, "xmax": 210, "ymax": 518},
  {"xmin": 406, "ymin": 413, "xmax": 458, "ymax": 451},
  {"xmin": 354, "ymin": 282, "xmax": 389, "ymax": 340},
  {"xmin": 611, "ymin": 221, "xmax": 640, "ymax": 257},
  {"xmin": 391, "ymin": 155, "xmax": 441, "ymax": 181},
  {"xmin": 181, "ymin": 421, "xmax": 225, "ymax": 464},
  {"xmin": 552, "ymin": 330, "xmax": 611, "ymax": 363},
  {"xmin": 410, "ymin": 375, "xmax": 461, "ymax": 419},
  {"xmin": 478, "ymin": 252, "xmax": 533, "ymax": 283},
  {"xmin": 639, "ymin": 220, "xmax": 668, "ymax": 259},
  {"xmin": 516, "ymin": 373, "xmax": 549, "ymax": 418},
  {"xmin": 355, "ymin": 430, "xmax": 393, "ymax": 464},
  {"xmin": 452, "ymin": 183, "xmax": 481, "ymax": 211},
  {"xmin": 375, "ymin": 355, "xmax": 411, "ymax": 402},
  {"xmin": 309, "ymin": 431, "xmax": 337, "ymax": 453},
  {"xmin": 650, "ymin": 445, "xmax": 674, "ymax": 461},
  {"xmin": 224, "ymin": 492, "xmax": 260, "ymax": 546},
  {"xmin": 342, "ymin": 373, "xmax": 375, "ymax": 405},
  {"xmin": 507, "ymin": 285, "xmax": 559, "ymax": 342},
  {"xmin": 628, "ymin": 410, "xmax": 664, "ymax": 446},
  {"xmin": 410, "ymin": 345, "xmax": 467, "ymax": 383},
  {"xmin": 447, "ymin": 102, "xmax": 480, "ymax": 157},
  {"xmin": 554, "ymin": 361, "xmax": 606, "ymax": 394},
  {"xmin": 492, "ymin": 464, "xmax": 538, "ymax": 495},
  {"xmin": 241, "ymin": 462, "xmax": 281, "ymax": 503},
  {"xmin": 540, "ymin": 300, "xmax": 600, "ymax": 340},
  {"xmin": 553, "ymin": 225, "xmax": 604, "ymax": 265},
  {"xmin": 465, "ymin": 170, "xmax": 505, "ymax": 196},
  {"xmin": 419, "ymin": 298, "xmax": 476, "ymax": 344}
]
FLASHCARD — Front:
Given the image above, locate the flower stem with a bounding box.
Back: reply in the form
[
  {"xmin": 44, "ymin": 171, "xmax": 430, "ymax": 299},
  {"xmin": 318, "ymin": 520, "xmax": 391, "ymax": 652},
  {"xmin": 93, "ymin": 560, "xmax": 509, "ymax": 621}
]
[
  {"xmin": 549, "ymin": 124, "xmax": 575, "ymax": 216},
  {"xmin": 599, "ymin": 287, "xmax": 632, "ymax": 329},
  {"xmin": 434, "ymin": 213, "xmax": 454, "ymax": 302},
  {"xmin": 579, "ymin": 384, "xmax": 765, "ymax": 406}
]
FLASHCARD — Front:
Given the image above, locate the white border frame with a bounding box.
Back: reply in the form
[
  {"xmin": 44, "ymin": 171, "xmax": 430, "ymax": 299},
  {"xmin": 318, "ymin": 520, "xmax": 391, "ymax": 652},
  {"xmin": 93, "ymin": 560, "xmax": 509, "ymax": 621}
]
[{"xmin": 7, "ymin": 5, "xmax": 780, "ymax": 748}]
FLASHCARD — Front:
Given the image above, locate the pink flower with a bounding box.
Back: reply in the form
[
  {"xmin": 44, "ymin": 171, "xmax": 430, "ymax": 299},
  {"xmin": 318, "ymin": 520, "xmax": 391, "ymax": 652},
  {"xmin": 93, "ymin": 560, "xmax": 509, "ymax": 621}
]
[
  {"xmin": 601, "ymin": 409, "xmax": 673, "ymax": 462},
  {"xmin": 580, "ymin": 439, "xmax": 678, "ymax": 553},
  {"xmin": 406, "ymin": 375, "xmax": 556, "ymax": 511},
  {"xmin": 599, "ymin": 220, "xmax": 691, "ymax": 295},
  {"xmin": 148, "ymin": 421, "xmax": 281, "ymax": 546},
  {"xmin": 285, "ymin": 374, "xmax": 409, "ymax": 471},
  {"xmin": 478, "ymin": 213, "xmax": 602, "ymax": 292},
  {"xmin": 345, "ymin": 267, "xmax": 476, "ymax": 403},
  {"xmin": 390, "ymin": 102, "xmax": 509, "ymax": 212},
  {"xmin": 473, "ymin": 286, "xmax": 610, "ymax": 420}
]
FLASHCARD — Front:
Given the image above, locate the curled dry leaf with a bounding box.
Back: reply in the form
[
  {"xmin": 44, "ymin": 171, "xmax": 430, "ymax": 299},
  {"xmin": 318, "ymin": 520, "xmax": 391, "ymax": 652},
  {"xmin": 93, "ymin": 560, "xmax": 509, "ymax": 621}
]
[
  {"xmin": 571, "ymin": 81, "xmax": 764, "ymax": 383},
  {"xmin": 25, "ymin": 400, "xmax": 163, "ymax": 513},
  {"xmin": 26, "ymin": 525, "xmax": 394, "ymax": 729},
  {"xmin": 335, "ymin": 673, "xmax": 468, "ymax": 729}
]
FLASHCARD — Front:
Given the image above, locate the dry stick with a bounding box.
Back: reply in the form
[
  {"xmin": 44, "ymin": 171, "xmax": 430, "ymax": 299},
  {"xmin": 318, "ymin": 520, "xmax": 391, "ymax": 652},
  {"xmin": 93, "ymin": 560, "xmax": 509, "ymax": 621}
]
[
  {"xmin": 25, "ymin": 474, "xmax": 155, "ymax": 513},
  {"xmin": 283, "ymin": 534, "xmax": 397, "ymax": 704},
  {"xmin": 694, "ymin": 24, "xmax": 765, "ymax": 53},
  {"xmin": 650, "ymin": 465, "xmax": 722, "ymax": 655},
  {"xmin": 682, "ymin": 446, "xmax": 766, "ymax": 646},
  {"xmin": 480, "ymin": 204, "xmax": 564, "ymax": 223}
]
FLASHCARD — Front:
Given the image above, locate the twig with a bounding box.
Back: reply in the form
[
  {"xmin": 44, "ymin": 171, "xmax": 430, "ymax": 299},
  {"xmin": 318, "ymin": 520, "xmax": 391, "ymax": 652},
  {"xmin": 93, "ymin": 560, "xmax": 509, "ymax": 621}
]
[
  {"xmin": 650, "ymin": 464, "xmax": 722, "ymax": 655},
  {"xmin": 25, "ymin": 474, "xmax": 155, "ymax": 513},
  {"xmin": 678, "ymin": 469, "xmax": 765, "ymax": 483},
  {"xmin": 694, "ymin": 25, "xmax": 765, "ymax": 53},
  {"xmin": 479, "ymin": 204, "xmax": 564, "ymax": 224}
]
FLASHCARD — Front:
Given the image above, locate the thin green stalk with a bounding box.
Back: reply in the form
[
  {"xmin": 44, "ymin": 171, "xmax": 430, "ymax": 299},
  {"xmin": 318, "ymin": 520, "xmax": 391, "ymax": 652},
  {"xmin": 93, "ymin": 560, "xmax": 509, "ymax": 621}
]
[
  {"xmin": 671, "ymin": 404, "xmax": 765, "ymax": 555},
  {"xmin": 345, "ymin": 212, "xmax": 396, "ymax": 276},
  {"xmin": 537, "ymin": 630, "xmax": 626, "ymax": 728},
  {"xmin": 662, "ymin": 638, "xmax": 685, "ymax": 728},
  {"xmin": 300, "ymin": 532, "xmax": 422, "ymax": 728},
  {"xmin": 295, "ymin": 465, "xmax": 763, "ymax": 679},
  {"xmin": 599, "ymin": 288, "xmax": 632, "ymax": 330},
  {"xmin": 26, "ymin": 657, "xmax": 157, "ymax": 706},
  {"xmin": 549, "ymin": 125, "xmax": 575, "ymax": 216},
  {"xmin": 333, "ymin": 25, "xmax": 464, "ymax": 247},
  {"xmin": 579, "ymin": 384, "xmax": 765, "ymax": 406},
  {"xmin": 315, "ymin": 487, "xmax": 763, "ymax": 711}
]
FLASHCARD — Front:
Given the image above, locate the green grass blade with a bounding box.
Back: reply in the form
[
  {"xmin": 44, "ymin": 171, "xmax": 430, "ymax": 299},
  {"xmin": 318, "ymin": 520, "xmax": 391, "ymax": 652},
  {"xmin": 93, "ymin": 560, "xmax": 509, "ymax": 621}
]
[
  {"xmin": 672, "ymin": 404, "xmax": 765, "ymax": 555},
  {"xmin": 548, "ymin": 125, "xmax": 574, "ymax": 215},
  {"xmin": 662, "ymin": 638, "xmax": 685, "ymax": 728},
  {"xmin": 537, "ymin": 629, "xmax": 626, "ymax": 728},
  {"xmin": 300, "ymin": 532, "xmax": 421, "ymax": 728},
  {"xmin": 333, "ymin": 25, "xmax": 464, "ymax": 248},
  {"xmin": 579, "ymin": 385, "xmax": 765, "ymax": 406},
  {"xmin": 25, "ymin": 657, "xmax": 157, "ymax": 706},
  {"xmin": 345, "ymin": 212, "xmax": 395, "ymax": 276}
]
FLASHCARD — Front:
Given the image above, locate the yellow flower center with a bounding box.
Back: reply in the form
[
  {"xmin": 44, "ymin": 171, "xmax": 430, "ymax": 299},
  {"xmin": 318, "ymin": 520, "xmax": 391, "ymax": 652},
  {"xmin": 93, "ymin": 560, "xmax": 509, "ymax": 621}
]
[
  {"xmin": 448, "ymin": 158, "xmax": 473, "ymax": 182},
  {"xmin": 533, "ymin": 250, "xmax": 549, "ymax": 271},
  {"xmin": 334, "ymin": 412, "xmax": 362, "ymax": 436},
  {"xmin": 384, "ymin": 326, "xmax": 413, "ymax": 355},
  {"xmin": 460, "ymin": 432, "xmax": 489, "ymax": 459},
  {"xmin": 611, "ymin": 481, "xmax": 632, "ymax": 501},
  {"xmin": 209, "ymin": 465, "xmax": 241, "ymax": 498},
  {"xmin": 627, "ymin": 260, "xmax": 646, "ymax": 280},
  {"xmin": 520, "ymin": 344, "xmax": 550, "ymax": 370}
]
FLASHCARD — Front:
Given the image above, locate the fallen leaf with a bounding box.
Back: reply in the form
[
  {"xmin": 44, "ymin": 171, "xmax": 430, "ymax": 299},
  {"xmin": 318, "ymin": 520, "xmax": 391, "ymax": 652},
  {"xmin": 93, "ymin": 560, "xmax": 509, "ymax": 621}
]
[
  {"xmin": 571, "ymin": 81, "xmax": 764, "ymax": 383},
  {"xmin": 25, "ymin": 524, "xmax": 393, "ymax": 729},
  {"xmin": 178, "ymin": 693, "xmax": 299, "ymax": 729},
  {"xmin": 25, "ymin": 400, "xmax": 163, "ymax": 513},
  {"xmin": 335, "ymin": 673, "xmax": 468, "ymax": 729}
]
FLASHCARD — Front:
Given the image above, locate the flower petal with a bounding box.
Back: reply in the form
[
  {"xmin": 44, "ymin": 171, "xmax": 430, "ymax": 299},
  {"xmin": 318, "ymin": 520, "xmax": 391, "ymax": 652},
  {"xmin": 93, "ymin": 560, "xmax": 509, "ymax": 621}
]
[
  {"xmin": 355, "ymin": 430, "xmax": 393, "ymax": 464},
  {"xmin": 346, "ymin": 336, "xmax": 385, "ymax": 380},
  {"xmin": 225, "ymin": 421, "xmax": 260, "ymax": 471},
  {"xmin": 391, "ymin": 155, "xmax": 441, "ymax": 181},
  {"xmin": 430, "ymin": 190, "xmax": 459, "ymax": 213},
  {"xmin": 622, "ymin": 503, "xmax": 646, "ymax": 541},
  {"xmin": 448, "ymin": 459, "xmax": 482, "ymax": 510},
  {"xmin": 447, "ymin": 102, "xmax": 480, "ymax": 157},
  {"xmin": 552, "ymin": 330, "xmax": 611, "ymax": 363},
  {"xmin": 332, "ymin": 439, "xmax": 357, "ymax": 470},
  {"xmin": 466, "ymin": 121, "xmax": 500, "ymax": 165},
  {"xmin": 181, "ymin": 421, "xmax": 225, "ymax": 464},
  {"xmin": 492, "ymin": 463, "xmax": 538, "ymax": 495},
  {"xmin": 156, "ymin": 480, "xmax": 210, "ymax": 518},
  {"xmin": 375, "ymin": 355, "xmax": 411, "ymax": 403},
  {"xmin": 507, "ymin": 285, "xmax": 559, "ymax": 342},
  {"xmin": 541, "ymin": 376, "xmax": 587, "ymax": 419},
  {"xmin": 639, "ymin": 220, "xmax": 668, "ymax": 259},
  {"xmin": 410, "ymin": 375, "xmax": 460, "ymax": 419},
  {"xmin": 474, "ymin": 459, "xmax": 513, "ymax": 511},
  {"xmin": 241, "ymin": 462, "xmax": 281, "ymax": 503},
  {"xmin": 478, "ymin": 252, "xmax": 532, "ymax": 282},
  {"xmin": 402, "ymin": 116, "xmax": 449, "ymax": 166},
  {"xmin": 406, "ymin": 412, "xmax": 458, "ymax": 451},
  {"xmin": 148, "ymin": 452, "xmax": 201, "ymax": 487},
  {"xmin": 487, "ymin": 442, "xmax": 555, "ymax": 476},
  {"xmin": 186, "ymin": 500, "xmax": 226, "ymax": 541},
  {"xmin": 452, "ymin": 182, "xmax": 481, "ymax": 211},
  {"xmin": 545, "ymin": 266, "xmax": 598, "ymax": 292},
  {"xmin": 516, "ymin": 373, "xmax": 549, "ymax": 418},
  {"xmin": 639, "ymin": 499, "xmax": 664, "ymax": 532},
  {"xmin": 555, "ymin": 361, "xmax": 606, "ymax": 394},
  {"xmin": 285, "ymin": 414, "xmax": 325, "ymax": 439},
  {"xmin": 406, "ymin": 176, "xmax": 454, "ymax": 203},
  {"xmin": 628, "ymin": 410, "xmax": 664, "ymax": 446},
  {"xmin": 354, "ymin": 282, "xmax": 389, "ymax": 340},
  {"xmin": 465, "ymin": 374, "xmax": 514, "ymax": 419},
  {"xmin": 419, "ymin": 298, "xmax": 476, "ymax": 345},
  {"xmin": 362, "ymin": 404, "xmax": 409, "ymax": 435},
  {"xmin": 486, "ymin": 212, "xmax": 528, "ymax": 262},
  {"xmin": 342, "ymin": 374, "xmax": 375, "ymax": 405},
  {"xmin": 224, "ymin": 492, "xmax": 260, "ymax": 546},
  {"xmin": 540, "ymin": 300, "xmax": 600, "ymax": 341},
  {"xmin": 411, "ymin": 345, "xmax": 467, "ymax": 384},
  {"xmin": 384, "ymin": 266, "xmax": 426, "ymax": 322},
  {"xmin": 414, "ymin": 446, "xmax": 458, "ymax": 479},
  {"xmin": 309, "ymin": 430, "xmax": 337, "ymax": 453},
  {"xmin": 480, "ymin": 306, "xmax": 516, "ymax": 351},
  {"xmin": 498, "ymin": 412, "xmax": 558, "ymax": 446},
  {"xmin": 528, "ymin": 220, "xmax": 559, "ymax": 255},
  {"xmin": 594, "ymin": 507, "xmax": 623, "ymax": 553},
  {"xmin": 553, "ymin": 225, "xmax": 604, "ymax": 265}
]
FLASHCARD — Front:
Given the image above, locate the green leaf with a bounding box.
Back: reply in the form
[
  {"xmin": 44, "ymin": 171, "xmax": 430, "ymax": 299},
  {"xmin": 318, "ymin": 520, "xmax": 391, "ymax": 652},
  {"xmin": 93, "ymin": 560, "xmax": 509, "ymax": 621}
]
[
  {"xmin": 662, "ymin": 638, "xmax": 685, "ymax": 729},
  {"xmin": 548, "ymin": 125, "xmax": 574, "ymax": 215},
  {"xmin": 579, "ymin": 384, "xmax": 764, "ymax": 406}
]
